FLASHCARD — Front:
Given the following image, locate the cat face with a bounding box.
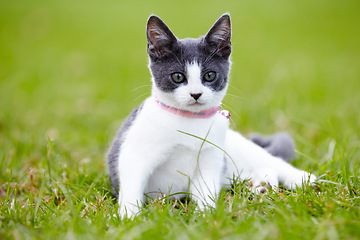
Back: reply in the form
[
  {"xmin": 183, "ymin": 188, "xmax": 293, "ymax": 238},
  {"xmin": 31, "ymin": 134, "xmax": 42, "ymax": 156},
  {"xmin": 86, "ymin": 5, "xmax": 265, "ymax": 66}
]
[{"xmin": 147, "ymin": 14, "xmax": 232, "ymax": 112}]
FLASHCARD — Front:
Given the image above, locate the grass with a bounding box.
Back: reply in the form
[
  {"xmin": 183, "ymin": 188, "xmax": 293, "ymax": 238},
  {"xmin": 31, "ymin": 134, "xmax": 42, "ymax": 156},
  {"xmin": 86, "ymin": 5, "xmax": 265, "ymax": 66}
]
[{"xmin": 1, "ymin": 0, "xmax": 360, "ymax": 239}]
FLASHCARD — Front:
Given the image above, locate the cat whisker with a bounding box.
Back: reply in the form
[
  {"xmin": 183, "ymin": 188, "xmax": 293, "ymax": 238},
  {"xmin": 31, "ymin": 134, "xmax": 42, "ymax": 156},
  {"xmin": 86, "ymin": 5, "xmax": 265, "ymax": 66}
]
[
  {"xmin": 224, "ymin": 93, "xmax": 246, "ymax": 101},
  {"xmin": 132, "ymin": 91, "xmax": 151, "ymax": 104},
  {"xmin": 170, "ymin": 51, "xmax": 183, "ymax": 66},
  {"xmin": 131, "ymin": 84, "xmax": 152, "ymax": 92},
  {"xmin": 228, "ymin": 84, "xmax": 244, "ymax": 95},
  {"xmin": 203, "ymin": 50, "xmax": 218, "ymax": 65},
  {"xmin": 203, "ymin": 44, "xmax": 229, "ymax": 65},
  {"xmin": 165, "ymin": 99, "xmax": 182, "ymax": 110}
]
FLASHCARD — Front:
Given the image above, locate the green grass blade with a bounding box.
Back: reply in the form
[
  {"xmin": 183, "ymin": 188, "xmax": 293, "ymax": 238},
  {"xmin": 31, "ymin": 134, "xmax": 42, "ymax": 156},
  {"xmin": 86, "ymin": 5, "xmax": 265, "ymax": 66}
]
[{"xmin": 32, "ymin": 172, "xmax": 46, "ymax": 225}]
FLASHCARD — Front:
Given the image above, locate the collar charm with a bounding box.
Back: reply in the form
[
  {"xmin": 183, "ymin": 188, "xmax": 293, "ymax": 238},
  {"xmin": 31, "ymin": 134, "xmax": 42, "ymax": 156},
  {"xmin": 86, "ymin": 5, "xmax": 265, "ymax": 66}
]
[{"xmin": 218, "ymin": 103, "xmax": 231, "ymax": 119}]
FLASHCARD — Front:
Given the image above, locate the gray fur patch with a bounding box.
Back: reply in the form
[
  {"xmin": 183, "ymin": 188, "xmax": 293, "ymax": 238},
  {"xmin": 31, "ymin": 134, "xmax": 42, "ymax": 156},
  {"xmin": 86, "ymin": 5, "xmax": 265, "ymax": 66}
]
[{"xmin": 107, "ymin": 103, "xmax": 143, "ymax": 196}]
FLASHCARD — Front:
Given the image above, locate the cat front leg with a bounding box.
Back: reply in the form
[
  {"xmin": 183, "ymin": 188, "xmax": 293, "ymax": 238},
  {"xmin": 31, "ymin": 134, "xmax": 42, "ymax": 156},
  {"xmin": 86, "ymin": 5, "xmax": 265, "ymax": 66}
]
[
  {"xmin": 117, "ymin": 146, "xmax": 165, "ymax": 219},
  {"xmin": 189, "ymin": 148, "xmax": 225, "ymax": 211},
  {"xmin": 117, "ymin": 153, "xmax": 148, "ymax": 219}
]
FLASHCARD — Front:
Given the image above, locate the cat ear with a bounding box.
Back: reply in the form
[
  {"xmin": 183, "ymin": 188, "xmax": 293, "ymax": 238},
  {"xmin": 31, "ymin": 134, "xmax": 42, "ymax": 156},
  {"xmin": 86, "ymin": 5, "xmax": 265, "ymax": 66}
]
[
  {"xmin": 205, "ymin": 13, "xmax": 232, "ymax": 58},
  {"xmin": 147, "ymin": 15, "xmax": 177, "ymax": 59}
]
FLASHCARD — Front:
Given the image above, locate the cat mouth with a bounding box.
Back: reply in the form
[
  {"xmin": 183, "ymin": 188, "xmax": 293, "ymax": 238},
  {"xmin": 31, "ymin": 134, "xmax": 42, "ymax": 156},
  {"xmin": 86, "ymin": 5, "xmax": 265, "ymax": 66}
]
[{"xmin": 189, "ymin": 102, "xmax": 204, "ymax": 106}]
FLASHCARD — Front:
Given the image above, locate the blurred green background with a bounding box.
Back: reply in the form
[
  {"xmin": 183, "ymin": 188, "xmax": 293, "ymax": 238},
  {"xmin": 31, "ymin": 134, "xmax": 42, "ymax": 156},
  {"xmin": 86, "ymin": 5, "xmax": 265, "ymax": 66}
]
[{"xmin": 0, "ymin": 0, "xmax": 359, "ymax": 178}]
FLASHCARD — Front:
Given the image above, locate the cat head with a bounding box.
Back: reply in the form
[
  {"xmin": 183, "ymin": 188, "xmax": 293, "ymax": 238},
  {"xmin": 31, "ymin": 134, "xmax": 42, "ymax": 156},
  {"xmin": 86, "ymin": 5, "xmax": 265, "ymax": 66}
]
[{"xmin": 147, "ymin": 14, "xmax": 232, "ymax": 112}]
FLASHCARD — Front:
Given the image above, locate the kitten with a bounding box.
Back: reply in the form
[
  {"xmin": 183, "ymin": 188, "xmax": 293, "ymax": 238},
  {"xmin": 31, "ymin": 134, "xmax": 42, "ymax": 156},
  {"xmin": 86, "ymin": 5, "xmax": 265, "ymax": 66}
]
[{"xmin": 107, "ymin": 14, "xmax": 316, "ymax": 218}]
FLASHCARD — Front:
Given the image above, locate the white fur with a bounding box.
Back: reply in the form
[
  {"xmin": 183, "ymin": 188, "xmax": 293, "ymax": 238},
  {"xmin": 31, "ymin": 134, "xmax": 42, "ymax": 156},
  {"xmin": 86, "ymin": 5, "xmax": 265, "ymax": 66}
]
[{"xmin": 117, "ymin": 62, "xmax": 316, "ymax": 218}]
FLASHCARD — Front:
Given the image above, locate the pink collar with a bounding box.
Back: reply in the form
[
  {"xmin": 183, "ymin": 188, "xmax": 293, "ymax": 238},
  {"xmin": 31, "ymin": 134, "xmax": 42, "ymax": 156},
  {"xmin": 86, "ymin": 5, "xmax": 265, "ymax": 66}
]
[{"xmin": 154, "ymin": 98, "xmax": 230, "ymax": 119}]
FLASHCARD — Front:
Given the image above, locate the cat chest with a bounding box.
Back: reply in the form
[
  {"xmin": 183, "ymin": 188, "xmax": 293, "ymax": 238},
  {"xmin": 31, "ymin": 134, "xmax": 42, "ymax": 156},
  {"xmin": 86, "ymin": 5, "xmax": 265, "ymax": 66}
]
[
  {"xmin": 144, "ymin": 145, "xmax": 208, "ymax": 198},
  {"xmin": 122, "ymin": 99, "xmax": 230, "ymax": 198}
]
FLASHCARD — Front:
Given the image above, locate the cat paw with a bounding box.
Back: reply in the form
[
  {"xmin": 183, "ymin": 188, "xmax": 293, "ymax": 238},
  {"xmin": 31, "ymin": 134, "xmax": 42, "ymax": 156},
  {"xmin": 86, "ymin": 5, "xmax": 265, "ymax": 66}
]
[
  {"xmin": 283, "ymin": 171, "xmax": 316, "ymax": 190},
  {"xmin": 251, "ymin": 168, "xmax": 279, "ymax": 194},
  {"xmin": 252, "ymin": 180, "xmax": 273, "ymax": 194},
  {"xmin": 195, "ymin": 197, "xmax": 216, "ymax": 212},
  {"xmin": 119, "ymin": 203, "xmax": 139, "ymax": 219}
]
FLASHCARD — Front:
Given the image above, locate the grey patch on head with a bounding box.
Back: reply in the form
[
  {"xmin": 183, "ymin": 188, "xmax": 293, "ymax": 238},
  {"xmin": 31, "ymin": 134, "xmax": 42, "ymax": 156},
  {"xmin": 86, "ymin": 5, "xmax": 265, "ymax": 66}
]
[
  {"xmin": 107, "ymin": 103, "xmax": 144, "ymax": 196},
  {"xmin": 249, "ymin": 132, "xmax": 295, "ymax": 162},
  {"xmin": 146, "ymin": 14, "xmax": 231, "ymax": 93}
]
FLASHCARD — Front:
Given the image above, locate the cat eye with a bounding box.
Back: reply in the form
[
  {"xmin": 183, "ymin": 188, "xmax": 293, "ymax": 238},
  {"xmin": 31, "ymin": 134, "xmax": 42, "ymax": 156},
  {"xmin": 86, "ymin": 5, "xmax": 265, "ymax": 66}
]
[
  {"xmin": 203, "ymin": 71, "xmax": 216, "ymax": 82},
  {"xmin": 171, "ymin": 72, "xmax": 186, "ymax": 83}
]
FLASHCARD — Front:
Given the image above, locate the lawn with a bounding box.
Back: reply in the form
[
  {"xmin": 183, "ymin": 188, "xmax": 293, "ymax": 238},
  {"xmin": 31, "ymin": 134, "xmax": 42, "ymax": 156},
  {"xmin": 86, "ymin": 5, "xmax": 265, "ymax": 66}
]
[{"xmin": 1, "ymin": 0, "xmax": 360, "ymax": 239}]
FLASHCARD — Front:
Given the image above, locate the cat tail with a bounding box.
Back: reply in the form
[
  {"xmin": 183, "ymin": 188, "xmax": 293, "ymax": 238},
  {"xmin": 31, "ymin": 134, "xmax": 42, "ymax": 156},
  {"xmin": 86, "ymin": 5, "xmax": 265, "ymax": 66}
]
[{"xmin": 249, "ymin": 132, "xmax": 295, "ymax": 162}]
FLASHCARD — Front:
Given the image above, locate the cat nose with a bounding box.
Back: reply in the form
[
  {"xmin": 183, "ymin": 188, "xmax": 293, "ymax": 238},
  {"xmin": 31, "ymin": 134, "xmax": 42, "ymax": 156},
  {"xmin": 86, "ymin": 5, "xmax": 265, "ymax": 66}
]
[{"xmin": 190, "ymin": 93, "xmax": 202, "ymax": 101}]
